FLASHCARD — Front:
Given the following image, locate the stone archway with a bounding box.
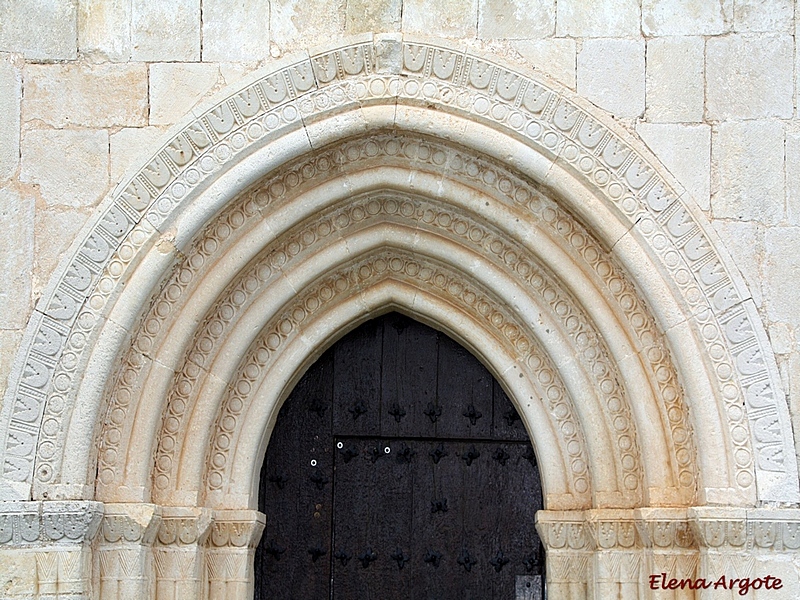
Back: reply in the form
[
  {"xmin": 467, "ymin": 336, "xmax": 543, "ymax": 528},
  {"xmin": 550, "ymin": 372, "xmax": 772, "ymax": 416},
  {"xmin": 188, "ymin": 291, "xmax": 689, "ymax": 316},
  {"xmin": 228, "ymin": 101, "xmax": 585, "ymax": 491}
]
[{"xmin": 0, "ymin": 35, "xmax": 798, "ymax": 599}]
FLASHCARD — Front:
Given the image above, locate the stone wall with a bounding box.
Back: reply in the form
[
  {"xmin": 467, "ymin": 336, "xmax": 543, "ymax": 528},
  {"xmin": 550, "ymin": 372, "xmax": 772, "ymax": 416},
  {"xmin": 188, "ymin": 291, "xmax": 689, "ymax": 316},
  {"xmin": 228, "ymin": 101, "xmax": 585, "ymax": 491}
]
[
  {"xmin": 1, "ymin": 1, "xmax": 800, "ymax": 598},
  {"xmin": 2, "ymin": 0, "xmax": 799, "ymax": 470}
]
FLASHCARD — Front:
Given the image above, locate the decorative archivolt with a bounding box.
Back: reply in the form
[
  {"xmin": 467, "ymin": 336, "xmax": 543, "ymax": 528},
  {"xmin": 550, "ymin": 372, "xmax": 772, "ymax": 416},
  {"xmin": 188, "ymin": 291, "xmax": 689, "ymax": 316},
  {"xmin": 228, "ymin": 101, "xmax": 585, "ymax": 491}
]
[
  {"xmin": 91, "ymin": 130, "xmax": 701, "ymax": 511},
  {"xmin": 1, "ymin": 35, "xmax": 796, "ymax": 511}
]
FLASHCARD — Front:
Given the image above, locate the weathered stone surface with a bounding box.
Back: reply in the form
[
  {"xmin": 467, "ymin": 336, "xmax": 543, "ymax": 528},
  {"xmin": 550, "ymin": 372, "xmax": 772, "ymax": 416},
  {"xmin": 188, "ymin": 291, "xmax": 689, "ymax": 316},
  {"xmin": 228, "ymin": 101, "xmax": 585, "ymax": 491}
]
[
  {"xmin": 711, "ymin": 120, "xmax": 784, "ymax": 224},
  {"xmin": 577, "ymin": 38, "xmax": 644, "ymax": 118},
  {"xmin": 346, "ymin": 0, "xmax": 401, "ymax": 33},
  {"xmin": 271, "ymin": 0, "xmax": 346, "ymax": 49},
  {"xmin": 20, "ymin": 129, "xmax": 109, "ymax": 209},
  {"xmin": 0, "ymin": 55, "xmax": 20, "ymax": 181},
  {"xmin": 404, "ymin": 0, "xmax": 477, "ymax": 38},
  {"xmin": 768, "ymin": 322, "xmax": 793, "ymax": 355},
  {"xmin": 0, "ymin": 0, "xmax": 77, "ymax": 59},
  {"xmin": 478, "ymin": 0, "xmax": 554, "ymax": 39},
  {"xmin": 111, "ymin": 127, "xmax": 168, "ymax": 182},
  {"xmin": 131, "ymin": 0, "xmax": 200, "ymax": 61},
  {"xmin": 219, "ymin": 63, "xmax": 261, "ymax": 88},
  {"xmin": 765, "ymin": 227, "xmax": 800, "ymax": 322},
  {"xmin": 33, "ymin": 208, "xmax": 91, "ymax": 295},
  {"xmin": 0, "ymin": 544, "xmax": 36, "ymax": 597},
  {"xmin": 78, "ymin": 0, "xmax": 131, "ymax": 61},
  {"xmin": 0, "ymin": 187, "xmax": 33, "ymax": 330},
  {"xmin": 149, "ymin": 63, "xmax": 221, "ymax": 126},
  {"xmin": 556, "ymin": 0, "xmax": 639, "ymax": 37},
  {"xmin": 734, "ymin": 0, "xmax": 793, "ymax": 32},
  {"xmin": 789, "ymin": 352, "xmax": 800, "ymax": 462},
  {"xmin": 645, "ymin": 36, "xmax": 703, "ymax": 123},
  {"xmin": 706, "ymin": 34, "xmax": 793, "ymax": 120},
  {"xmin": 23, "ymin": 62, "xmax": 147, "ymax": 129},
  {"xmin": 712, "ymin": 220, "xmax": 763, "ymax": 307},
  {"xmin": 642, "ymin": 0, "xmax": 731, "ymax": 35},
  {"xmin": 0, "ymin": 330, "xmax": 22, "ymax": 398},
  {"xmin": 637, "ymin": 123, "xmax": 710, "ymax": 209},
  {"xmin": 202, "ymin": 0, "xmax": 270, "ymax": 62},
  {"xmin": 785, "ymin": 127, "xmax": 800, "ymax": 226},
  {"xmin": 513, "ymin": 39, "xmax": 576, "ymax": 89}
]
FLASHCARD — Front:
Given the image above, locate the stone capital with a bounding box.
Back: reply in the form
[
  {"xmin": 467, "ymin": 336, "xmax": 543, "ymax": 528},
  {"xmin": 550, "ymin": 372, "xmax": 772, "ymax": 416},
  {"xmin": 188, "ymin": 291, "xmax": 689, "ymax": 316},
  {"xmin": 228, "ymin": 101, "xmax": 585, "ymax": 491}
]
[
  {"xmin": 156, "ymin": 506, "xmax": 213, "ymax": 547},
  {"xmin": 100, "ymin": 502, "xmax": 162, "ymax": 545},
  {"xmin": 535, "ymin": 510, "xmax": 593, "ymax": 552},
  {"xmin": 209, "ymin": 509, "xmax": 265, "ymax": 549},
  {"xmin": 0, "ymin": 500, "xmax": 103, "ymax": 546}
]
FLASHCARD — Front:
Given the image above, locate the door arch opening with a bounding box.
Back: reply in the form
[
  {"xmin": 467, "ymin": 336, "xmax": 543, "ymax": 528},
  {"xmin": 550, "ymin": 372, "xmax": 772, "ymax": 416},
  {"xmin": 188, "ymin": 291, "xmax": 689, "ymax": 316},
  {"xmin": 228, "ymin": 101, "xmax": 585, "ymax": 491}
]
[{"xmin": 255, "ymin": 312, "xmax": 545, "ymax": 599}]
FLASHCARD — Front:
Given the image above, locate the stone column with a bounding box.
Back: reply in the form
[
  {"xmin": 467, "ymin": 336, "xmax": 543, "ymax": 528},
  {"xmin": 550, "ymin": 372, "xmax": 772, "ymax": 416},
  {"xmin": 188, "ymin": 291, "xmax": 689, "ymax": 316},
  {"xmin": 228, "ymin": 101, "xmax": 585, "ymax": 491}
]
[
  {"xmin": 153, "ymin": 507, "xmax": 212, "ymax": 600},
  {"xmin": 585, "ymin": 509, "xmax": 643, "ymax": 600},
  {"xmin": 536, "ymin": 510, "xmax": 593, "ymax": 600},
  {"xmin": 0, "ymin": 500, "xmax": 103, "ymax": 599},
  {"xmin": 635, "ymin": 508, "xmax": 698, "ymax": 600},
  {"xmin": 205, "ymin": 510, "xmax": 266, "ymax": 600},
  {"xmin": 690, "ymin": 507, "xmax": 750, "ymax": 600},
  {"xmin": 98, "ymin": 503, "xmax": 161, "ymax": 600}
]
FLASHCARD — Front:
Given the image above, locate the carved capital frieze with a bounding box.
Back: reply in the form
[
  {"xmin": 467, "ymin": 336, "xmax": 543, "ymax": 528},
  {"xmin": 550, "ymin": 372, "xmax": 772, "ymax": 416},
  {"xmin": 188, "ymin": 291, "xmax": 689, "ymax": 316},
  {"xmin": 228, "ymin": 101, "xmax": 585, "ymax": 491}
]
[
  {"xmin": 634, "ymin": 508, "xmax": 695, "ymax": 550},
  {"xmin": 100, "ymin": 503, "xmax": 161, "ymax": 545},
  {"xmin": 689, "ymin": 507, "xmax": 749, "ymax": 551},
  {"xmin": 748, "ymin": 510, "xmax": 800, "ymax": 551},
  {"xmin": 535, "ymin": 511, "xmax": 593, "ymax": 552},
  {"xmin": 155, "ymin": 507, "xmax": 212, "ymax": 547},
  {"xmin": 0, "ymin": 501, "xmax": 102, "ymax": 546},
  {"xmin": 689, "ymin": 507, "xmax": 800, "ymax": 553},
  {"xmin": 585, "ymin": 509, "xmax": 640, "ymax": 551},
  {"xmin": 209, "ymin": 510, "xmax": 265, "ymax": 549}
]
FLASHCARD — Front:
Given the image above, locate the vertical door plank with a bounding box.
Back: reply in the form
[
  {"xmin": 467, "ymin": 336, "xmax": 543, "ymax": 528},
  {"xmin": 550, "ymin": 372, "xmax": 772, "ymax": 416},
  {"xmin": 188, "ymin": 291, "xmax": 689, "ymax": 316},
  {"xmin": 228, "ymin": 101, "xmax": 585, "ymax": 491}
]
[
  {"xmin": 493, "ymin": 379, "xmax": 529, "ymax": 441},
  {"xmin": 381, "ymin": 314, "xmax": 439, "ymax": 437},
  {"xmin": 255, "ymin": 352, "xmax": 334, "ymax": 600},
  {"xmin": 410, "ymin": 440, "xmax": 462, "ymax": 600},
  {"xmin": 332, "ymin": 437, "xmax": 414, "ymax": 600},
  {"xmin": 436, "ymin": 333, "xmax": 492, "ymax": 439},
  {"xmin": 333, "ymin": 319, "xmax": 382, "ymax": 436}
]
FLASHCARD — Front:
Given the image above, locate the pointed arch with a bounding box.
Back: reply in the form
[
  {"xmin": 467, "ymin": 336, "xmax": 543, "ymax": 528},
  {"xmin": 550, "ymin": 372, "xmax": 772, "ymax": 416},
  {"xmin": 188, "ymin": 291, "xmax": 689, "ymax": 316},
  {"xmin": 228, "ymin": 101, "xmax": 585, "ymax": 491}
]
[{"xmin": 1, "ymin": 35, "xmax": 795, "ymax": 517}]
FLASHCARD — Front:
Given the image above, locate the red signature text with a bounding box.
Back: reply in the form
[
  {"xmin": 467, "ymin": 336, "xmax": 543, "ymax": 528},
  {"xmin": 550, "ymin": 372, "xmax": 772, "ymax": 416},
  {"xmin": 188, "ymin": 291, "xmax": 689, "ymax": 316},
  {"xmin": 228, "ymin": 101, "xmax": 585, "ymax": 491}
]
[{"xmin": 649, "ymin": 573, "xmax": 782, "ymax": 595}]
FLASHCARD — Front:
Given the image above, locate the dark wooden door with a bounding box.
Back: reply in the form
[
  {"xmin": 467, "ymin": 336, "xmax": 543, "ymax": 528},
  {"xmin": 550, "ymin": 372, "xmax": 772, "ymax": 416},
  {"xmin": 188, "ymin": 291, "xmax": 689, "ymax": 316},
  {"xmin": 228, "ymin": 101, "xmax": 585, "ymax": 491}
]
[{"xmin": 254, "ymin": 313, "xmax": 545, "ymax": 600}]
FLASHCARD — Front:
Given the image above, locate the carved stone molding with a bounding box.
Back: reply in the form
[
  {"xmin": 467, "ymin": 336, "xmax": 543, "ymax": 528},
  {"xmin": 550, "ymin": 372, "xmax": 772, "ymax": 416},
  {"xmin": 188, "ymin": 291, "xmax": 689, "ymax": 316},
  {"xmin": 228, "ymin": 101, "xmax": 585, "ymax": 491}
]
[
  {"xmin": 89, "ymin": 133, "xmax": 706, "ymax": 510},
  {"xmin": 94, "ymin": 134, "xmax": 688, "ymax": 508},
  {"xmin": 0, "ymin": 36, "xmax": 794, "ymax": 512},
  {"xmin": 0, "ymin": 501, "xmax": 102, "ymax": 546}
]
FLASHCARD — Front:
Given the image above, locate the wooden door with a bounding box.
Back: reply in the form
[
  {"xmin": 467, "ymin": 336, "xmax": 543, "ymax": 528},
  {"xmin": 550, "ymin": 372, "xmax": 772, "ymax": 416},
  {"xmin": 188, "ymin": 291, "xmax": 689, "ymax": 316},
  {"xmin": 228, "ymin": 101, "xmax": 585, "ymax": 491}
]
[{"xmin": 254, "ymin": 313, "xmax": 545, "ymax": 600}]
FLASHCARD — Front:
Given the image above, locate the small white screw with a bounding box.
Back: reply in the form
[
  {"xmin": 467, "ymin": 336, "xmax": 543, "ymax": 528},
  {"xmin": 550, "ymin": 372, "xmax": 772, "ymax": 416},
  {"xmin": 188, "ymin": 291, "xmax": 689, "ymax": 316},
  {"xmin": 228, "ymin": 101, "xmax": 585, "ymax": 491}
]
[
  {"xmin": 337, "ymin": 442, "xmax": 343, "ymax": 449},
  {"xmin": 310, "ymin": 459, "xmax": 317, "ymax": 466},
  {"xmin": 384, "ymin": 446, "xmax": 391, "ymax": 454}
]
